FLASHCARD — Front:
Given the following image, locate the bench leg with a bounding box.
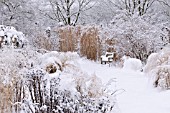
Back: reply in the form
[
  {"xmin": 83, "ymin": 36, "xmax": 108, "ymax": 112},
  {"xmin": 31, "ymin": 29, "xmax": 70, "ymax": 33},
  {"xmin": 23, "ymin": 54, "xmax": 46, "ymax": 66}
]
[{"xmin": 101, "ymin": 61, "xmax": 107, "ymax": 64}]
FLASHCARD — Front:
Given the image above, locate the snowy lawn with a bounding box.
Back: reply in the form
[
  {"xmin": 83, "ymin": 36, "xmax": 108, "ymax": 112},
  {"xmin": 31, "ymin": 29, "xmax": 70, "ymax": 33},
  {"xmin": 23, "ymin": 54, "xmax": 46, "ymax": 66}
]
[{"xmin": 78, "ymin": 58, "xmax": 170, "ymax": 113}]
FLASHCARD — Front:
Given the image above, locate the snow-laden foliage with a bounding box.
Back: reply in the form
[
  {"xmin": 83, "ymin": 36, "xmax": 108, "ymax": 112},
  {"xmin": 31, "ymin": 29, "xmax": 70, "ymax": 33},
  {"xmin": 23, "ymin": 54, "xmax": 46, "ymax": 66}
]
[
  {"xmin": 0, "ymin": 47, "xmax": 41, "ymax": 112},
  {"xmin": 107, "ymin": 12, "xmax": 167, "ymax": 62},
  {"xmin": 31, "ymin": 27, "xmax": 60, "ymax": 51},
  {"xmin": 56, "ymin": 17, "xmax": 169, "ymax": 62},
  {"xmin": 0, "ymin": 25, "xmax": 28, "ymax": 48},
  {"xmin": 144, "ymin": 45, "xmax": 170, "ymax": 89},
  {"xmin": 22, "ymin": 68, "xmax": 116, "ymax": 113},
  {"xmin": 0, "ymin": 47, "xmax": 117, "ymax": 113},
  {"xmin": 0, "ymin": 0, "xmax": 169, "ymax": 40}
]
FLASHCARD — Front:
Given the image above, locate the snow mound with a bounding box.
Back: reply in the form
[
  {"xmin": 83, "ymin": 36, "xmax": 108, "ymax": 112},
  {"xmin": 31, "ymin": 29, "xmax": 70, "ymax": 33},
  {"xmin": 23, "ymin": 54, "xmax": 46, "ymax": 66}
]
[
  {"xmin": 0, "ymin": 30, "xmax": 4, "ymax": 36},
  {"xmin": 122, "ymin": 56, "xmax": 142, "ymax": 71}
]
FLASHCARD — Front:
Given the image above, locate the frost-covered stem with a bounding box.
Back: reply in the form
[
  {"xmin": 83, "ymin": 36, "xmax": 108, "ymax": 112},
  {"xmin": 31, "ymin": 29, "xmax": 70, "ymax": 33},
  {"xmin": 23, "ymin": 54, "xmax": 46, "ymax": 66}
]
[
  {"xmin": 50, "ymin": 82, "xmax": 53, "ymax": 111},
  {"xmin": 22, "ymin": 85, "xmax": 25, "ymax": 102},
  {"xmin": 29, "ymin": 85, "xmax": 34, "ymax": 103},
  {"xmin": 33, "ymin": 77, "xmax": 38, "ymax": 103},
  {"xmin": 15, "ymin": 82, "xmax": 19, "ymax": 112},
  {"xmin": 19, "ymin": 81, "xmax": 23, "ymax": 102},
  {"xmin": 38, "ymin": 77, "xmax": 43, "ymax": 106}
]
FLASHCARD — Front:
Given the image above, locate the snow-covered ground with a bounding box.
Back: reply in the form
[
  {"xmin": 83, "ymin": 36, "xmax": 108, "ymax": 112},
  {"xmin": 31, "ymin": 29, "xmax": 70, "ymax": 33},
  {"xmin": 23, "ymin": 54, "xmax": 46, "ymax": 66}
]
[{"xmin": 78, "ymin": 58, "xmax": 170, "ymax": 113}]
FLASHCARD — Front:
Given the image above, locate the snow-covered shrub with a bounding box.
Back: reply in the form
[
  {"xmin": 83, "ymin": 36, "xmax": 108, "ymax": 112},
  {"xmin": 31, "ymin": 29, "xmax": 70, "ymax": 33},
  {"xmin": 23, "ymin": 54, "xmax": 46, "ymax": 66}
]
[
  {"xmin": 40, "ymin": 56, "xmax": 62, "ymax": 73},
  {"xmin": 0, "ymin": 48, "xmax": 38, "ymax": 112},
  {"xmin": 57, "ymin": 26, "xmax": 79, "ymax": 52},
  {"xmin": 143, "ymin": 53, "xmax": 159, "ymax": 73},
  {"xmin": 55, "ymin": 18, "xmax": 167, "ymax": 62},
  {"xmin": 33, "ymin": 33, "xmax": 53, "ymax": 50},
  {"xmin": 153, "ymin": 65, "xmax": 170, "ymax": 89},
  {"xmin": 144, "ymin": 45, "xmax": 170, "ymax": 89},
  {"xmin": 121, "ymin": 56, "xmax": 142, "ymax": 71},
  {"xmin": 0, "ymin": 25, "xmax": 27, "ymax": 48},
  {"xmin": 76, "ymin": 74, "xmax": 104, "ymax": 98},
  {"xmin": 108, "ymin": 12, "xmax": 166, "ymax": 63},
  {"xmin": 56, "ymin": 26, "xmax": 101, "ymax": 61},
  {"xmin": 80, "ymin": 26, "xmax": 100, "ymax": 61},
  {"xmin": 37, "ymin": 51, "xmax": 79, "ymax": 73},
  {"xmin": 18, "ymin": 51, "xmax": 117, "ymax": 113},
  {"xmin": 30, "ymin": 26, "xmax": 60, "ymax": 51},
  {"xmin": 0, "ymin": 42, "xmax": 117, "ymax": 113},
  {"xmin": 20, "ymin": 65, "xmax": 117, "ymax": 113},
  {"xmin": 0, "ymin": 82, "xmax": 13, "ymax": 113}
]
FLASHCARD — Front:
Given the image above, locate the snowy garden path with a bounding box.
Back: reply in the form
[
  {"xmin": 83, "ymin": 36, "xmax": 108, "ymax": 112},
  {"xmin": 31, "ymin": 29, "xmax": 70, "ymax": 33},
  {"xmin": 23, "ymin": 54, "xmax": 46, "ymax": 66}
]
[{"xmin": 78, "ymin": 59, "xmax": 170, "ymax": 113}]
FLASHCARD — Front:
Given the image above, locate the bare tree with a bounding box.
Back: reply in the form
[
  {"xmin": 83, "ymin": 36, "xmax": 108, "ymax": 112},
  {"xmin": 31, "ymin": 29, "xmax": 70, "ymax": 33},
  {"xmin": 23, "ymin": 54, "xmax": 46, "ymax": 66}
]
[
  {"xmin": 46, "ymin": 0, "xmax": 96, "ymax": 26},
  {"xmin": 157, "ymin": 0, "xmax": 170, "ymax": 8},
  {"xmin": 157, "ymin": 0, "xmax": 170, "ymax": 17},
  {"xmin": 105, "ymin": 0, "xmax": 156, "ymax": 16},
  {"xmin": 0, "ymin": 0, "xmax": 36, "ymax": 33}
]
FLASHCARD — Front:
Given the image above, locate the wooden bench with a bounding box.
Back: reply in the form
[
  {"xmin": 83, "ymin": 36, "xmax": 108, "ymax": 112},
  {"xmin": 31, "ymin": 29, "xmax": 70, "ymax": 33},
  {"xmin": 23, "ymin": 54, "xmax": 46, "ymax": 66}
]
[{"xmin": 101, "ymin": 52, "xmax": 114, "ymax": 64}]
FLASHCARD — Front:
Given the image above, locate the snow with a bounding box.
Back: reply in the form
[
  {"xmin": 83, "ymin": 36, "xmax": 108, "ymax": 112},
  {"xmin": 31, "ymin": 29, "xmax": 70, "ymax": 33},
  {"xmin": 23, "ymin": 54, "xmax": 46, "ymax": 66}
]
[
  {"xmin": 123, "ymin": 57, "xmax": 142, "ymax": 71},
  {"xmin": 77, "ymin": 58, "xmax": 170, "ymax": 113},
  {"xmin": 57, "ymin": 22, "xmax": 64, "ymax": 27},
  {"xmin": 143, "ymin": 53, "xmax": 159, "ymax": 73},
  {"xmin": 0, "ymin": 30, "xmax": 4, "ymax": 36},
  {"xmin": 1, "ymin": 46, "xmax": 170, "ymax": 113}
]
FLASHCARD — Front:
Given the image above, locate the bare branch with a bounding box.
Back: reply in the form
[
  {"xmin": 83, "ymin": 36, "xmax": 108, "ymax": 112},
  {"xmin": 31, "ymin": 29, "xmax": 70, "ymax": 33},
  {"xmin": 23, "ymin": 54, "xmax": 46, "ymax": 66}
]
[{"xmin": 157, "ymin": 0, "xmax": 170, "ymax": 8}]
